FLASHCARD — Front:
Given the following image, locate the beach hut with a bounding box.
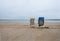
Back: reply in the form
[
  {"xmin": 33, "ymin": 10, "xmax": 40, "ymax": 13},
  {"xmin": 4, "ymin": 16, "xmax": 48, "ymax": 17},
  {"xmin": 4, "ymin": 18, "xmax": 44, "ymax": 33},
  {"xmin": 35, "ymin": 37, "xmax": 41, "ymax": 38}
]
[
  {"xmin": 38, "ymin": 17, "xmax": 44, "ymax": 27},
  {"xmin": 30, "ymin": 18, "xmax": 35, "ymax": 28}
]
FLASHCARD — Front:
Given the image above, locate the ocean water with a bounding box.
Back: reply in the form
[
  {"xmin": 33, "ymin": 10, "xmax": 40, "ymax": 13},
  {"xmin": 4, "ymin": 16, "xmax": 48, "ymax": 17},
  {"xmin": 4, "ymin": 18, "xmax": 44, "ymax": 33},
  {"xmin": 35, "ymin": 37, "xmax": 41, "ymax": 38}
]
[
  {"xmin": 0, "ymin": 19, "xmax": 60, "ymax": 23},
  {"xmin": 45, "ymin": 19, "xmax": 60, "ymax": 22},
  {"xmin": 0, "ymin": 19, "xmax": 29, "ymax": 23}
]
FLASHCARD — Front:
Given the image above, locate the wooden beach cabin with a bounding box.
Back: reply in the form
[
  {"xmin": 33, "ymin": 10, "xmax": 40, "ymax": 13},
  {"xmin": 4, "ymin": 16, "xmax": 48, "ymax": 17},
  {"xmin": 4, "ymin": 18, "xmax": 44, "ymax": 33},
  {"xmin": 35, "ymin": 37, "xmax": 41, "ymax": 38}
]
[{"xmin": 30, "ymin": 18, "xmax": 35, "ymax": 28}]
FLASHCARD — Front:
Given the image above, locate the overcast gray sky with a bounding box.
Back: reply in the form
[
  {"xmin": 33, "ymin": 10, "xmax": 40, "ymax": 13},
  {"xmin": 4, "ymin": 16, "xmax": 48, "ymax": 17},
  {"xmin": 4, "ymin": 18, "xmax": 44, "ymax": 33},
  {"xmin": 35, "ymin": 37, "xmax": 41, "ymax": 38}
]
[{"xmin": 0, "ymin": 0, "xmax": 60, "ymax": 19}]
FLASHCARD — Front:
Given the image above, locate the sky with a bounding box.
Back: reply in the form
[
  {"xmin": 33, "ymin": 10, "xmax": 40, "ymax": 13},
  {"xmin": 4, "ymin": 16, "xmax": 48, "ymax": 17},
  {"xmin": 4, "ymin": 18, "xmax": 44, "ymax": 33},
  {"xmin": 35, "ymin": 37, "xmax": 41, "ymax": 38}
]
[{"xmin": 0, "ymin": 0, "xmax": 60, "ymax": 19}]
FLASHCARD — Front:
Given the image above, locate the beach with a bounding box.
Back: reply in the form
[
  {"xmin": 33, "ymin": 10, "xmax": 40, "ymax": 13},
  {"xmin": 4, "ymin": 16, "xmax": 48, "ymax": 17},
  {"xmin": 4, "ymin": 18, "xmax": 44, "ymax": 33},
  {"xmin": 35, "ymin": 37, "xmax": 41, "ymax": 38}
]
[{"xmin": 0, "ymin": 22, "xmax": 60, "ymax": 41}]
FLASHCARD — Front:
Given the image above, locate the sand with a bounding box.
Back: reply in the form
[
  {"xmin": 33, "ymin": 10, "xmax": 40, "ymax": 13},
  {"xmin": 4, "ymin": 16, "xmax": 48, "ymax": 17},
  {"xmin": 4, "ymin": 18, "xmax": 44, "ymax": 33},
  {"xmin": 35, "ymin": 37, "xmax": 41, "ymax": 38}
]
[{"xmin": 0, "ymin": 22, "xmax": 60, "ymax": 41}]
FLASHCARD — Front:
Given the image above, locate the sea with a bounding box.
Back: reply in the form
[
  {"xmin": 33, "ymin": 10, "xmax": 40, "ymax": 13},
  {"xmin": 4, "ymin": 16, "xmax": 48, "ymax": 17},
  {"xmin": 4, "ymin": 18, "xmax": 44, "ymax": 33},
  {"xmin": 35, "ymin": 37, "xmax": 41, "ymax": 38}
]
[{"xmin": 0, "ymin": 19, "xmax": 60, "ymax": 23}]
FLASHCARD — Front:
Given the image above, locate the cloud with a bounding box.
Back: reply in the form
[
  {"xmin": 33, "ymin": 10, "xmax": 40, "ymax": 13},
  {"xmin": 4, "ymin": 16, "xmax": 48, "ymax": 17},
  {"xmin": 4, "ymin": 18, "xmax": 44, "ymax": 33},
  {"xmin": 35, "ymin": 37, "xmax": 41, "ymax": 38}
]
[{"xmin": 0, "ymin": 0, "xmax": 60, "ymax": 19}]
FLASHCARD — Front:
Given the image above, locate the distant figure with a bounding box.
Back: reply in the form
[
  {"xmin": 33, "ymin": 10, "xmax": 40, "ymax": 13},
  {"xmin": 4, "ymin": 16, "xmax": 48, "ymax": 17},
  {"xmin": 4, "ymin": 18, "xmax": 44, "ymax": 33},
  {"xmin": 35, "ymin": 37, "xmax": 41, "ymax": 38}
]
[
  {"xmin": 38, "ymin": 17, "xmax": 44, "ymax": 27},
  {"xmin": 30, "ymin": 18, "xmax": 35, "ymax": 28}
]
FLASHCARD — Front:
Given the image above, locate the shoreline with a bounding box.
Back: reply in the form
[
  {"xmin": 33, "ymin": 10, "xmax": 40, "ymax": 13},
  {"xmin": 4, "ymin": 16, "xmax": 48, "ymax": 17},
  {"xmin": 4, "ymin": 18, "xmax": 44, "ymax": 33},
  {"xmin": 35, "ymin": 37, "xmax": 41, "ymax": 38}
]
[{"xmin": 0, "ymin": 22, "xmax": 60, "ymax": 29}]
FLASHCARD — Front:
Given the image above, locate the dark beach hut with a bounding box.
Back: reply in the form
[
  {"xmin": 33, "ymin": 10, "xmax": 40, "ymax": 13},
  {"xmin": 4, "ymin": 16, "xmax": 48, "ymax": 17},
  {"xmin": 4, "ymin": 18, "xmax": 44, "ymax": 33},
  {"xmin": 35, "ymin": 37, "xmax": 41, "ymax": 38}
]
[{"xmin": 38, "ymin": 17, "xmax": 44, "ymax": 27}]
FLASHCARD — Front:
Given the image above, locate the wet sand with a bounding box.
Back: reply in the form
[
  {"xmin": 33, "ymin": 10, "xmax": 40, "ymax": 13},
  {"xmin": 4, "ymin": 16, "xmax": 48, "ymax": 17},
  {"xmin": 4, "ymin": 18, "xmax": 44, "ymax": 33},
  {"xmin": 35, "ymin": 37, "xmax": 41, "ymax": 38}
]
[{"xmin": 0, "ymin": 22, "xmax": 60, "ymax": 41}]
